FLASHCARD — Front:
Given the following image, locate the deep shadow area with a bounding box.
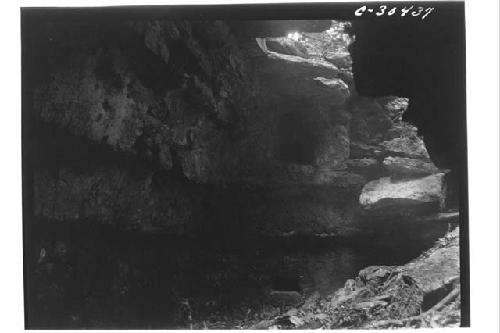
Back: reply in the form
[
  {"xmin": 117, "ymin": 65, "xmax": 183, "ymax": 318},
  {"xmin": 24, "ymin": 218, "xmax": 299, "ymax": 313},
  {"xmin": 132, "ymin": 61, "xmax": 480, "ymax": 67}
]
[
  {"xmin": 25, "ymin": 219, "xmax": 444, "ymax": 329},
  {"xmin": 276, "ymin": 110, "xmax": 318, "ymax": 165}
]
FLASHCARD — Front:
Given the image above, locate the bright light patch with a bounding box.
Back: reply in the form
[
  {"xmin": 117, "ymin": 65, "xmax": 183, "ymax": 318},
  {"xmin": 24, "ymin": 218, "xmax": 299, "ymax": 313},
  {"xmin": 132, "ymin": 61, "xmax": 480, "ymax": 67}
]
[
  {"xmin": 326, "ymin": 27, "xmax": 336, "ymax": 35},
  {"xmin": 287, "ymin": 32, "xmax": 301, "ymax": 41}
]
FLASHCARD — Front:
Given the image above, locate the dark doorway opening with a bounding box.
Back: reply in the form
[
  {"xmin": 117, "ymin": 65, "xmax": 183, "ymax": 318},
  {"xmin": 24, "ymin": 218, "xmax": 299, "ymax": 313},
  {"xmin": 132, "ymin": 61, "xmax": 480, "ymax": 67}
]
[
  {"xmin": 271, "ymin": 275, "xmax": 302, "ymax": 292},
  {"xmin": 275, "ymin": 110, "xmax": 318, "ymax": 165}
]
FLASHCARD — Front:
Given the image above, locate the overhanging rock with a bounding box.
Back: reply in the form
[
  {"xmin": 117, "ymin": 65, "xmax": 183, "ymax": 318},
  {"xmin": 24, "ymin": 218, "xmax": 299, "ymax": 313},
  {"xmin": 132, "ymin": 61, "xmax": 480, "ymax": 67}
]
[
  {"xmin": 359, "ymin": 173, "xmax": 446, "ymax": 213},
  {"xmin": 383, "ymin": 156, "xmax": 440, "ymax": 177}
]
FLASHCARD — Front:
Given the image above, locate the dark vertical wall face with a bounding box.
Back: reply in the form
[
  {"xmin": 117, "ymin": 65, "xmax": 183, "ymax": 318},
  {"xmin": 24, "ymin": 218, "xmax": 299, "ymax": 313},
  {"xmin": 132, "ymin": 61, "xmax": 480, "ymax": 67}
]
[{"xmin": 349, "ymin": 5, "xmax": 466, "ymax": 172}]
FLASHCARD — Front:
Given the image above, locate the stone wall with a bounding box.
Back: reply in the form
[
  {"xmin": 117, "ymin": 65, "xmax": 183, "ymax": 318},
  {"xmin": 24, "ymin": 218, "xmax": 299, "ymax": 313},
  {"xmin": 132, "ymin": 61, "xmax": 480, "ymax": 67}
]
[{"xmin": 27, "ymin": 19, "xmax": 451, "ymax": 236}]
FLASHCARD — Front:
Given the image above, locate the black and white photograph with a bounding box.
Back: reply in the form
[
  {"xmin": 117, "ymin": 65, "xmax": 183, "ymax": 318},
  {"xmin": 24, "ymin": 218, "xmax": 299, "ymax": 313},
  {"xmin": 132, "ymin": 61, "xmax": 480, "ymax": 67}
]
[{"xmin": 7, "ymin": 0, "xmax": 497, "ymax": 330}]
